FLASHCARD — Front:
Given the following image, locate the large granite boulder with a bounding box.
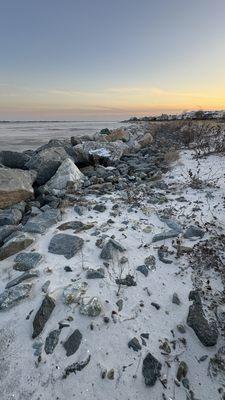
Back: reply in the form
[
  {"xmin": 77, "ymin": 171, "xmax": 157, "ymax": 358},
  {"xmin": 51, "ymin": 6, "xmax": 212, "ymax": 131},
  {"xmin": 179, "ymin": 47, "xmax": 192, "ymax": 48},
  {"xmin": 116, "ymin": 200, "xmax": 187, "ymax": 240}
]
[
  {"xmin": 73, "ymin": 141, "xmax": 129, "ymax": 166},
  {"xmin": 43, "ymin": 158, "xmax": 84, "ymax": 195},
  {"xmin": 0, "ymin": 168, "xmax": 36, "ymax": 209},
  {"xmin": 25, "ymin": 146, "xmax": 72, "ymax": 185},
  {"xmin": 0, "ymin": 150, "xmax": 30, "ymax": 169},
  {"xmin": 36, "ymin": 139, "xmax": 75, "ymax": 158},
  {"xmin": 0, "ymin": 232, "xmax": 34, "ymax": 260}
]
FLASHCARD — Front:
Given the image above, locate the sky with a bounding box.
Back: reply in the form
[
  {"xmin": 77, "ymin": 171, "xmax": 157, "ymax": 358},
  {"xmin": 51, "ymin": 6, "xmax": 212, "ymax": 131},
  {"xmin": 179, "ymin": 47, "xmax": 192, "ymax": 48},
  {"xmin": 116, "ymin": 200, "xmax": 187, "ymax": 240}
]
[{"xmin": 0, "ymin": 0, "xmax": 225, "ymax": 120}]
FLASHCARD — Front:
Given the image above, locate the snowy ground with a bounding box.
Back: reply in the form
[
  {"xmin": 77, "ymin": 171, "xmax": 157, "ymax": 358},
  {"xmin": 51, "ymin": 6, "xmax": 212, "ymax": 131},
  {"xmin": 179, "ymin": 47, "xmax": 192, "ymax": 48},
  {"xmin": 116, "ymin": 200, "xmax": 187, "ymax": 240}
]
[{"xmin": 1, "ymin": 150, "xmax": 225, "ymax": 400}]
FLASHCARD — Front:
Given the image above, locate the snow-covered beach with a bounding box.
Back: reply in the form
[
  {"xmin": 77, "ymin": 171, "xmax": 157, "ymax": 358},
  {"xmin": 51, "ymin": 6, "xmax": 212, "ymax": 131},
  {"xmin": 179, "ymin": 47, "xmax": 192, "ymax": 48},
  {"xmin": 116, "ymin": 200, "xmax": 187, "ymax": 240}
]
[{"xmin": 0, "ymin": 122, "xmax": 225, "ymax": 400}]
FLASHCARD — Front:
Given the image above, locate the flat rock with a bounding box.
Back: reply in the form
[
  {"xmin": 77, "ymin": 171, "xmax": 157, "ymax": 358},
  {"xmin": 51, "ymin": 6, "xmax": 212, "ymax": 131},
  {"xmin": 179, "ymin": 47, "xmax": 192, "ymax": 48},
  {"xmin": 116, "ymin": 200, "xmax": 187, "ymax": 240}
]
[
  {"xmin": 45, "ymin": 329, "xmax": 61, "ymax": 354},
  {"xmin": 13, "ymin": 252, "xmax": 42, "ymax": 271},
  {"xmin": 172, "ymin": 292, "xmax": 181, "ymax": 305},
  {"xmin": 48, "ymin": 233, "xmax": 84, "ymax": 259},
  {"xmin": 0, "ymin": 283, "xmax": 32, "ymax": 310},
  {"xmin": 58, "ymin": 220, "xmax": 94, "ymax": 232},
  {"xmin": 80, "ymin": 297, "xmax": 102, "ymax": 317},
  {"xmin": 63, "ymin": 329, "xmax": 82, "ymax": 356},
  {"xmin": 0, "ymin": 168, "xmax": 36, "ymax": 209},
  {"xmin": 115, "ymin": 274, "xmax": 136, "ymax": 287},
  {"xmin": 184, "ymin": 225, "xmax": 205, "ymax": 239},
  {"xmin": 6, "ymin": 270, "xmax": 39, "ymax": 289},
  {"xmin": 137, "ymin": 265, "xmax": 149, "ymax": 277},
  {"xmin": 0, "ymin": 150, "xmax": 30, "ymax": 169},
  {"xmin": 32, "ymin": 295, "xmax": 56, "ymax": 338},
  {"xmin": 0, "ymin": 208, "xmax": 22, "ymax": 226},
  {"xmin": 23, "ymin": 208, "xmax": 61, "ymax": 234},
  {"xmin": 187, "ymin": 290, "xmax": 218, "ymax": 346},
  {"xmin": 0, "ymin": 233, "xmax": 34, "ymax": 260},
  {"xmin": 152, "ymin": 229, "xmax": 179, "ymax": 243},
  {"xmin": 142, "ymin": 352, "xmax": 162, "ymax": 386}
]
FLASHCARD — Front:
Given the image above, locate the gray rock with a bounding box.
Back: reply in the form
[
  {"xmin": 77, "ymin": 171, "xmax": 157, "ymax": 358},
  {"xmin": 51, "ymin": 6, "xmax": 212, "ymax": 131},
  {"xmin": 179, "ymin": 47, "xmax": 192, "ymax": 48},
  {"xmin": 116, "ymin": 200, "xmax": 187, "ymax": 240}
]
[
  {"xmin": 137, "ymin": 265, "xmax": 149, "ymax": 277},
  {"xmin": 100, "ymin": 238, "xmax": 126, "ymax": 260},
  {"xmin": 0, "ymin": 208, "xmax": 22, "ymax": 226},
  {"xmin": 73, "ymin": 140, "xmax": 128, "ymax": 166},
  {"xmin": 152, "ymin": 229, "xmax": 179, "ymax": 243},
  {"xmin": 93, "ymin": 204, "xmax": 106, "ymax": 212},
  {"xmin": 184, "ymin": 225, "xmax": 205, "ymax": 239},
  {"xmin": 0, "ymin": 150, "xmax": 30, "ymax": 169},
  {"xmin": 48, "ymin": 233, "xmax": 84, "ymax": 259},
  {"xmin": 23, "ymin": 208, "xmax": 61, "ymax": 234},
  {"xmin": 158, "ymin": 246, "xmax": 172, "ymax": 264},
  {"xmin": 0, "ymin": 168, "xmax": 36, "ymax": 209},
  {"xmin": 172, "ymin": 292, "xmax": 181, "ymax": 305},
  {"xmin": 32, "ymin": 295, "xmax": 56, "ymax": 338},
  {"xmin": 74, "ymin": 205, "xmax": 84, "ymax": 216},
  {"xmin": 45, "ymin": 329, "xmax": 61, "ymax": 354},
  {"xmin": 142, "ymin": 352, "xmax": 162, "ymax": 386},
  {"xmin": 128, "ymin": 337, "xmax": 142, "ymax": 352},
  {"xmin": 0, "ymin": 283, "xmax": 32, "ymax": 310},
  {"xmin": 80, "ymin": 297, "xmax": 102, "ymax": 317},
  {"xmin": 86, "ymin": 267, "xmax": 105, "ymax": 279},
  {"xmin": 6, "ymin": 270, "xmax": 39, "ymax": 289},
  {"xmin": 116, "ymin": 299, "xmax": 123, "ymax": 311},
  {"xmin": 177, "ymin": 324, "xmax": 186, "ymax": 334},
  {"xmin": 25, "ymin": 146, "xmax": 71, "ymax": 185},
  {"xmin": 144, "ymin": 255, "xmax": 156, "ymax": 269},
  {"xmin": 187, "ymin": 290, "xmax": 218, "ymax": 346},
  {"xmin": 0, "ymin": 233, "xmax": 34, "ymax": 260},
  {"xmin": 14, "ymin": 252, "xmax": 42, "ymax": 271},
  {"xmin": 0, "ymin": 225, "xmax": 17, "ymax": 245},
  {"xmin": 42, "ymin": 280, "xmax": 51, "ymax": 293},
  {"xmin": 160, "ymin": 217, "xmax": 183, "ymax": 233},
  {"xmin": 63, "ymin": 329, "xmax": 82, "ymax": 356}
]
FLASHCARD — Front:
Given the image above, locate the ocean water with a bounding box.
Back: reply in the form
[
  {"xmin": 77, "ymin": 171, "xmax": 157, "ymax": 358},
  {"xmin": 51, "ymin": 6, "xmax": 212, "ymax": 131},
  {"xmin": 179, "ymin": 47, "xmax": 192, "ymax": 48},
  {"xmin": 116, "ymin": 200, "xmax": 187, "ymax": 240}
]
[{"xmin": 0, "ymin": 120, "xmax": 122, "ymax": 151}]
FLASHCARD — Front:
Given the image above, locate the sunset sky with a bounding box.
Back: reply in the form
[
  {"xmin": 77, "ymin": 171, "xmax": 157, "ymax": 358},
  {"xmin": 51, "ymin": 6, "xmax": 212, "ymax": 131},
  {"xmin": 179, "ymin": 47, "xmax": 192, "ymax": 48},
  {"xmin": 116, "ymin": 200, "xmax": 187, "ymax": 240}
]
[{"xmin": 0, "ymin": 0, "xmax": 225, "ymax": 120}]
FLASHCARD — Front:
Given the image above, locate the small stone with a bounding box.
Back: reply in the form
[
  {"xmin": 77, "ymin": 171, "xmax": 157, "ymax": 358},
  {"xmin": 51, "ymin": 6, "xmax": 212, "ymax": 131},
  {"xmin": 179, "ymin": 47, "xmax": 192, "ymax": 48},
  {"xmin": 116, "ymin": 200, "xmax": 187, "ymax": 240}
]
[
  {"xmin": 63, "ymin": 355, "xmax": 91, "ymax": 378},
  {"xmin": 107, "ymin": 369, "xmax": 115, "ymax": 380},
  {"xmin": 32, "ymin": 295, "xmax": 55, "ymax": 339},
  {"xmin": 93, "ymin": 204, "xmax": 106, "ymax": 212},
  {"xmin": 177, "ymin": 324, "xmax": 186, "ymax": 334},
  {"xmin": 116, "ymin": 299, "xmax": 123, "ymax": 311},
  {"xmin": 63, "ymin": 282, "xmax": 87, "ymax": 305},
  {"xmin": 42, "ymin": 280, "xmax": 50, "ymax": 293},
  {"xmin": 63, "ymin": 329, "xmax": 82, "ymax": 357},
  {"xmin": 120, "ymin": 256, "xmax": 128, "ymax": 264},
  {"xmin": 151, "ymin": 302, "xmax": 160, "ymax": 310},
  {"xmin": 80, "ymin": 297, "xmax": 102, "ymax": 317},
  {"xmin": 182, "ymin": 378, "xmax": 190, "ymax": 389},
  {"xmin": 172, "ymin": 293, "xmax": 181, "ymax": 305},
  {"xmin": 137, "ymin": 265, "xmax": 149, "ymax": 277},
  {"xmin": 184, "ymin": 225, "xmax": 205, "ymax": 239},
  {"xmin": 45, "ymin": 329, "xmax": 60, "ymax": 354},
  {"xmin": 159, "ymin": 341, "xmax": 171, "ymax": 354},
  {"xmin": 176, "ymin": 361, "xmax": 188, "ymax": 381},
  {"xmin": 74, "ymin": 205, "xmax": 84, "ymax": 216},
  {"xmin": 103, "ymin": 316, "xmax": 110, "ymax": 324},
  {"xmin": 64, "ymin": 266, "xmax": 72, "ymax": 272},
  {"xmin": 86, "ymin": 267, "xmax": 105, "ymax": 279},
  {"xmin": 100, "ymin": 239, "xmax": 126, "ymax": 260},
  {"xmin": 142, "ymin": 352, "xmax": 162, "ymax": 386},
  {"xmin": 144, "ymin": 255, "xmax": 156, "ymax": 269},
  {"xmin": 128, "ymin": 337, "xmax": 142, "ymax": 352},
  {"xmin": 141, "ymin": 333, "xmax": 149, "ymax": 339}
]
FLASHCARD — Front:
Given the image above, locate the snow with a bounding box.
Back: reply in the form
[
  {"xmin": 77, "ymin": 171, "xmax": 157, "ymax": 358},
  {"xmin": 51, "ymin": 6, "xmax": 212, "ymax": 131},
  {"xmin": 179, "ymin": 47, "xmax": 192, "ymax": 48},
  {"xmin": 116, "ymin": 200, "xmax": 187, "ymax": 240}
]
[{"xmin": 0, "ymin": 150, "xmax": 225, "ymax": 400}]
